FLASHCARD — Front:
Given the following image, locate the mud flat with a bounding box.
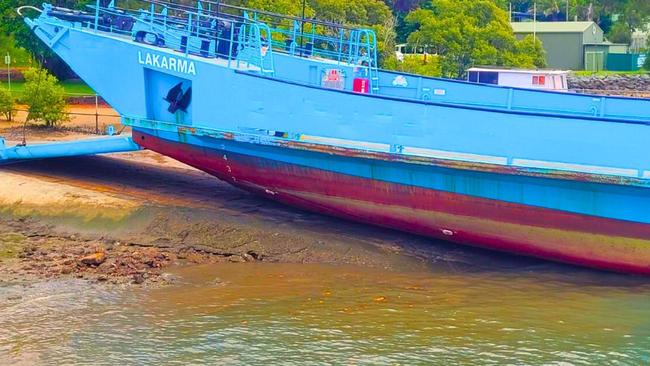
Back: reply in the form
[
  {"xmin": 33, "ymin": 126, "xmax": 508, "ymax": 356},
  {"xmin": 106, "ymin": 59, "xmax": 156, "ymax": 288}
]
[{"xmin": 1, "ymin": 126, "xmax": 538, "ymax": 287}]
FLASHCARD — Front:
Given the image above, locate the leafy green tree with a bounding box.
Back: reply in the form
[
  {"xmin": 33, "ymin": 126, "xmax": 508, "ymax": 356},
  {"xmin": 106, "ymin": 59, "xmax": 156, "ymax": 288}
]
[
  {"xmin": 0, "ymin": 0, "xmax": 95, "ymax": 79},
  {"xmin": 494, "ymin": 0, "xmax": 650, "ymax": 35},
  {"xmin": 232, "ymin": 0, "xmax": 311, "ymax": 17},
  {"xmin": 508, "ymin": 34, "xmax": 547, "ymax": 68},
  {"xmin": 0, "ymin": 88, "xmax": 15, "ymax": 121},
  {"xmin": 405, "ymin": 0, "xmax": 545, "ymax": 78},
  {"xmin": 247, "ymin": 0, "xmax": 395, "ymax": 64},
  {"xmin": 384, "ymin": 53, "xmax": 442, "ymax": 76},
  {"xmin": 0, "ymin": 34, "xmax": 33, "ymax": 67},
  {"xmin": 301, "ymin": 0, "xmax": 396, "ymax": 64},
  {"xmin": 21, "ymin": 68, "xmax": 69, "ymax": 127},
  {"xmin": 608, "ymin": 21, "xmax": 632, "ymax": 44}
]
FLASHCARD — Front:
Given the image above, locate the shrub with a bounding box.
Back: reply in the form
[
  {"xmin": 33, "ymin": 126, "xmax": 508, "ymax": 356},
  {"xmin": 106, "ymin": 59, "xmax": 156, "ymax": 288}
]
[
  {"xmin": 0, "ymin": 88, "xmax": 15, "ymax": 121},
  {"xmin": 21, "ymin": 68, "xmax": 69, "ymax": 127},
  {"xmin": 645, "ymin": 51, "xmax": 650, "ymax": 71},
  {"xmin": 384, "ymin": 54, "xmax": 442, "ymax": 77}
]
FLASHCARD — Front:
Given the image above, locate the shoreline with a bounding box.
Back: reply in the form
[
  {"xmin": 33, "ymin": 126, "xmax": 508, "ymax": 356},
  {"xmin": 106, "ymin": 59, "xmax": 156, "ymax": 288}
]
[{"xmin": 2, "ymin": 125, "xmax": 518, "ymax": 287}]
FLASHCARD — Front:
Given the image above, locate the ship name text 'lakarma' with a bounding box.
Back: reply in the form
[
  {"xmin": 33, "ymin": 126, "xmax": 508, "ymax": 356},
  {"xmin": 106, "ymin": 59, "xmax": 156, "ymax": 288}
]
[{"xmin": 138, "ymin": 51, "xmax": 197, "ymax": 76}]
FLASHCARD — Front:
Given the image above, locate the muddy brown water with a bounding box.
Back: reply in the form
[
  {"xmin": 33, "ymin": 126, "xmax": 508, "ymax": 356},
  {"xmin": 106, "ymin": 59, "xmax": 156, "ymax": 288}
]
[
  {"xmin": 1, "ymin": 154, "xmax": 650, "ymax": 364},
  {"xmin": 1, "ymin": 263, "xmax": 650, "ymax": 365}
]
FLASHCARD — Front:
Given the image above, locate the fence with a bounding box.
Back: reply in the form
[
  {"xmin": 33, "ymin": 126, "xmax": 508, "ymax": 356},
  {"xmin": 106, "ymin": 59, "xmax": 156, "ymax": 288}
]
[
  {"xmin": 606, "ymin": 53, "xmax": 643, "ymax": 72},
  {"xmin": 3, "ymin": 92, "xmax": 121, "ymax": 135}
]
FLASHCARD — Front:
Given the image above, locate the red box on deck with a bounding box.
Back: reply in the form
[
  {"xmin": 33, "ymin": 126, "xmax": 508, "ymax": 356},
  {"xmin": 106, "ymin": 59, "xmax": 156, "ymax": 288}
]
[{"xmin": 353, "ymin": 78, "xmax": 370, "ymax": 94}]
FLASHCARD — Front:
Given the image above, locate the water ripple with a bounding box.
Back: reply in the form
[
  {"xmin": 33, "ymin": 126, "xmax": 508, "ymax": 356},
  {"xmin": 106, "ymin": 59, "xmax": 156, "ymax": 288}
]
[{"xmin": 1, "ymin": 263, "xmax": 650, "ymax": 365}]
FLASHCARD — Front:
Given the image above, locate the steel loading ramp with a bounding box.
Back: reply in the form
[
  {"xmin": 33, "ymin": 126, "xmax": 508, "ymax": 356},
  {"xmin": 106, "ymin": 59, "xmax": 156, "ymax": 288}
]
[{"xmin": 0, "ymin": 136, "xmax": 142, "ymax": 163}]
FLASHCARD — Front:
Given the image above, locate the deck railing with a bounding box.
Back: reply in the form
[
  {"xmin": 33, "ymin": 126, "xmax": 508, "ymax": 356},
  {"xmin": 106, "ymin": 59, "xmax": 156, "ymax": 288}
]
[{"xmin": 52, "ymin": 0, "xmax": 381, "ymax": 83}]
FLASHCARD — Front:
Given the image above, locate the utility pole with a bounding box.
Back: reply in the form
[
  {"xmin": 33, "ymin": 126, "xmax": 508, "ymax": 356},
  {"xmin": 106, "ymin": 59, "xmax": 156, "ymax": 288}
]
[
  {"xmin": 299, "ymin": 0, "xmax": 306, "ymax": 57},
  {"xmin": 509, "ymin": 2, "xmax": 512, "ymax": 23},
  {"xmin": 566, "ymin": 0, "xmax": 569, "ymax": 21},
  {"xmin": 4, "ymin": 52, "xmax": 11, "ymax": 121},
  {"xmin": 95, "ymin": 95, "xmax": 99, "ymax": 135},
  {"xmin": 533, "ymin": 2, "xmax": 537, "ymax": 43}
]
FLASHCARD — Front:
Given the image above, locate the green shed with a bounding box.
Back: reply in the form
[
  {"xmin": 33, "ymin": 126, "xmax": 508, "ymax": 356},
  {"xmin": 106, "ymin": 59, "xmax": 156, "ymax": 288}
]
[{"xmin": 512, "ymin": 21, "xmax": 608, "ymax": 71}]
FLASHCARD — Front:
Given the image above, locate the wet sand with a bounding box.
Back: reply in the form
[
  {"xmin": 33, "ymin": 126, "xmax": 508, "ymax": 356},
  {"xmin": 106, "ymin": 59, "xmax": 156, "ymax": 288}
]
[{"xmin": 0, "ymin": 123, "xmax": 554, "ymax": 286}]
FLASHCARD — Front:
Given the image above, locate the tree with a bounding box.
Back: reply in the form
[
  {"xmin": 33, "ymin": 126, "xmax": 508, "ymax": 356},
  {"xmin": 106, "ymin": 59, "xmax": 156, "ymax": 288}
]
[
  {"xmin": 21, "ymin": 68, "xmax": 69, "ymax": 127},
  {"xmin": 404, "ymin": 0, "xmax": 545, "ymax": 78},
  {"xmin": 494, "ymin": 1, "xmax": 650, "ymax": 35},
  {"xmin": 508, "ymin": 34, "xmax": 547, "ymax": 68},
  {"xmin": 0, "ymin": 0, "xmax": 94, "ymax": 79},
  {"xmin": 384, "ymin": 53, "xmax": 442, "ymax": 76},
  {"xmin": 228, "ymin": 0, "xmax": 311, "ymax": 19},
  {"xmin": 608, "ymin": 21, "xmax": 632, "ymax": 44},
  {"xmin": 0, "ymin": 88, "xmax": 14, "ymax": 121},
  {"xmin": 308, "ymin": 0, "xmax": 396, "ymax": 63},
  {"xmin": 218, "ymin": 0, "xmax": 396, "ymax": 63}
]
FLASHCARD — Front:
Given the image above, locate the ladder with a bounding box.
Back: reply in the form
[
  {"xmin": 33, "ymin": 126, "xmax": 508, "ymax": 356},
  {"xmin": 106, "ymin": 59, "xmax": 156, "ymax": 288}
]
[
  {"xmin": 348, "ymin": 29, "xmax": 379, "ymax": 94},
  {"xmin": 237, "ymin": 18, "xmax": 275, "ymax": 76}
]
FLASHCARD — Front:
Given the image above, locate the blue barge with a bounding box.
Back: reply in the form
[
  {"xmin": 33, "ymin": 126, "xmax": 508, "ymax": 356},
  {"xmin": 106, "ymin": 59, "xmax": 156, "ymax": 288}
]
[{"xmin": 16, "ymin": 0, "xmax": 650, "ymax": 274}]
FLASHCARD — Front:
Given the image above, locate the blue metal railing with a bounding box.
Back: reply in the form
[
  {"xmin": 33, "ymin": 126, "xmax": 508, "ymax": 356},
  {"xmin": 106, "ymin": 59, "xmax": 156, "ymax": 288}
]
[
  {"xmin": 78, "ymin": 0, "xmax": 378, "ymax": 76},
  {"xmin": 237, "ymin": 22, "xmax": 275, "ymax": 75}
]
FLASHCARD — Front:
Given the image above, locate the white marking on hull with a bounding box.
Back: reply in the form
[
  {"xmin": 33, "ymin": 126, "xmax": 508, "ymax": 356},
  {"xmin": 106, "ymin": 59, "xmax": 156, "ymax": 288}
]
[
  {"xmin": 300, "ymin": 135, "xmax": 390, "ymax": 152},
  {"xmin": 402, "ymin": 147, "xmax": 509, "ymax": 165},
  {"xmin": 512, "ymin": 159, "xmax": 639, "ymax": 177}
]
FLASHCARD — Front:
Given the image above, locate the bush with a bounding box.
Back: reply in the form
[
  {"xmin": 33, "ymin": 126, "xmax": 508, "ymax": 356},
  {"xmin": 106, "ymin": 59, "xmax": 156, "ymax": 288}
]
[
  {"xmin": 0, "ymin": 88, "xmax": 15, "ymax": 121},
  {"xmin": 384, "ymin": 54, "xmax": 442, "ymax": 77},
  {"xmin": 645, "ymin": 52, "xmax": 650, "ymax": 71},
  {"xmin": 21, "ymin": 68, "xmax": 69, "ymax": 127}
]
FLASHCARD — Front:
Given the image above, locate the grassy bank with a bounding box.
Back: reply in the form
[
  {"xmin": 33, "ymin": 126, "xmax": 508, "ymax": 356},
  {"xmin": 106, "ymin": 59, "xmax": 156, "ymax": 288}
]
[{"xmin": 0, "ymin": 80, "xmax": 95, "ymax": 96}]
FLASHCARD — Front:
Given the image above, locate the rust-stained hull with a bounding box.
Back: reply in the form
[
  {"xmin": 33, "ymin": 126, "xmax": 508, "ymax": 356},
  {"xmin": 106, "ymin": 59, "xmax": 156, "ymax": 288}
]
[{"xmin": 134, "ymin": 130, "xmax": 650, "ymax": 275}]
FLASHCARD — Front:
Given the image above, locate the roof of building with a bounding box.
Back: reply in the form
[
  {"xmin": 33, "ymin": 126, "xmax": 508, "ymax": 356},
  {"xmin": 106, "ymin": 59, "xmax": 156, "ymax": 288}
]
[
  {"xmin": 511, "ymin": 21, "xmax": 597, "ymax": 34},
  {"xmin": 584, "ymin": 41, "xmax": 628, "ymax": 46}
]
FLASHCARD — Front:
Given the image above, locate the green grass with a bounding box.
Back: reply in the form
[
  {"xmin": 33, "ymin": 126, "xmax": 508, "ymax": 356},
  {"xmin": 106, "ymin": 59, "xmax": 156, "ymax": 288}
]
[
  {"xmin": 0, "ymin": 233, "xmax": 26, "ymax": 260},
  {"xmin": 0, "ymin": 80, "xmax": 96, "ymax": 96}
]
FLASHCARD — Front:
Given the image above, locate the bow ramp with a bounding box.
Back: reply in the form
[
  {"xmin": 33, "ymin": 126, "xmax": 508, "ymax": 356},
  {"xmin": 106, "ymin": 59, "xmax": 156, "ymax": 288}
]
[{"xmin": 0, "ymin": 135, "xmax": 142, "ymax": 163}]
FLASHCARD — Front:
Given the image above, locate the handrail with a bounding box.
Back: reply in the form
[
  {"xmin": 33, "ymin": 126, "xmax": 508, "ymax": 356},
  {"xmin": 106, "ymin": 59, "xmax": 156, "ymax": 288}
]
[
  {"xmin": 16, "ymin": 5, "xmax": 42, "ymax": 17},
  {"xmin": 37, "ymin": 0, "xmax": 379, "ymax": 78},
  {"xmin": 142, "ymin": 2, "xmax": 367, "ymax": 63},
  {"xmin": 142, "ymin": 0, "xmax": 360, "ymax": 32}
]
